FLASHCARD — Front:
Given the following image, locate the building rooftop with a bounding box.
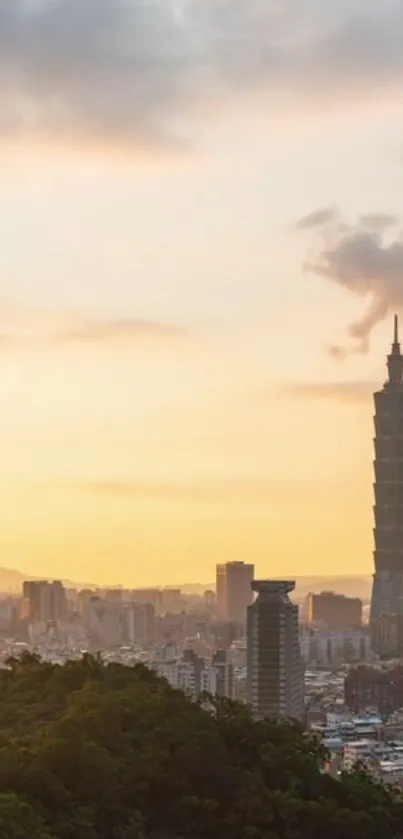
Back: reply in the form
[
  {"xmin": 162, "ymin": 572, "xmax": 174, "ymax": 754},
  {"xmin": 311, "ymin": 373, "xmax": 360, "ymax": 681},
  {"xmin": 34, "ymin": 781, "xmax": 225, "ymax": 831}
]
[{"xmin": 252, "ymin": 580, "xmax": 295, "ymax": 595}]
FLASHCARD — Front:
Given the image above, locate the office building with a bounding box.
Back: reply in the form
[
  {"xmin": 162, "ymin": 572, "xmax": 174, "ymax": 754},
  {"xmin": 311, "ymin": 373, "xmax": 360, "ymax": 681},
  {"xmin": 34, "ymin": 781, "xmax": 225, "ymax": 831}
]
[
  {"xmin": 131, "ymin": 588, "xmax": 162, "ymax": 614},
  {"xmin": 370, "ymin": 316, "xmax": 403, "ymax": 647},
  {"xmin": 216, "ymin": 564, "xmax": 227, "ymax": 620},
  {"xmin": 23, "ymin": 581, "xmax": 49, "ymax": 622},
  {"xmin": 51, "ymin": 581, "xmax": 68, "ymax": 622},
  {"xmin": 247, "ymin": 580, "xmax": 304, "ymax": 721},
  {"xmin": 306, "ymin": 591, "xmax": 362, "ymax": 630},
  {"xmin": 212, "ymin": 620, "xmax": 243, "ymax": 650},
  {"xmin": 216, "ymin": 561, "xmax": 254, "ymax": 626},
  {"xmin": 345, "ymin": 664, "xmax": 403, "ymax": 719},
  {"xmin": 125, "ymin": 602, "xmax": 155, "ymax": 647},
  {"xmin": 22, "ymin": 580, "xmax": 68, "ymax": 623},
  {"xmin": 83, "ymin": 596, "xmax": 123, "ymax": 648}
]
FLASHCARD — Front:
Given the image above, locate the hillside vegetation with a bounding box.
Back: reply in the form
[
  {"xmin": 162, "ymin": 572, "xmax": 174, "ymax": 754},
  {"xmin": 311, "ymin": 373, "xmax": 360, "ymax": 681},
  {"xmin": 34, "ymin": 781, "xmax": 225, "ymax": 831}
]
[{"xmin": 0, "ymin": 652, "xmax": 401, "ymax": 838}]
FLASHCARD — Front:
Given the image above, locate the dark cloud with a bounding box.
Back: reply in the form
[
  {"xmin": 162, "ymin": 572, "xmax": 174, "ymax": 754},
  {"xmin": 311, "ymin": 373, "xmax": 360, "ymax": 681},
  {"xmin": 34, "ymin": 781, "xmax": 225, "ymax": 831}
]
[
  {"xmin": 0, "ymin": 1, "xmax": 403, "ymax": 149},
  {"xmin": 295, "ymin": 207, "xmax": 339, "ymax": 231},
  {"xmin": 280, "ymin": 381, "xmax": 374, "ymax": 403},
  {"xmin": 299, "ymin": 208, "xmax": 403, "ymax": 354}
]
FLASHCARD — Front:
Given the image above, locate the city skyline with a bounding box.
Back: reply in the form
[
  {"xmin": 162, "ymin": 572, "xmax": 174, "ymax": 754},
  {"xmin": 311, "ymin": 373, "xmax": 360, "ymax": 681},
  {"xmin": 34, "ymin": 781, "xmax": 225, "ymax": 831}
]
[{"xmin": 0, "ymin": 1, "xmax": 402, "ymax": 584}]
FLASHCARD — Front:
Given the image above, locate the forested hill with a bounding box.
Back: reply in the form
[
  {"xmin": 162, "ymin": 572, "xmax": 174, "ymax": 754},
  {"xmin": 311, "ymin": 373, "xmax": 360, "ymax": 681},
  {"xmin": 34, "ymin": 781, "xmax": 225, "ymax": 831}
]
[{"xmin": 0, "ymin": 653, "xmax": 402, "ymax": 838}]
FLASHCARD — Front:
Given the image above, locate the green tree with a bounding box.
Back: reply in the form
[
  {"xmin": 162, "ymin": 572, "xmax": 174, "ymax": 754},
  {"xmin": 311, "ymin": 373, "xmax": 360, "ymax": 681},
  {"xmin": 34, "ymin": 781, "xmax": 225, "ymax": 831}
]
[
  {"xmin": 0, "ymin": 655, "xmax": 402, "ymax": 838},
  {"xmin": 0, "ymin": 791, "xmax": 55, "ymax": 838}
]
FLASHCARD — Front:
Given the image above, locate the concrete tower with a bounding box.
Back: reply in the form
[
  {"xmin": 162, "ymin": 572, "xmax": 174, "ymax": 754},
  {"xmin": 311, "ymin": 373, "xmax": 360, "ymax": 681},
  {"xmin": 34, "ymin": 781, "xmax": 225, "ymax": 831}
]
[
  {"xmin": 370, "ymin": 315, "xmax": 403, "ymax": 645},
  {"xmin": 216, "ymin": 561, "xmax": 254, "ymax": 626},
  {"xmin": 247, "ymin": 580, "xmax": 304, "ymax": 721}
]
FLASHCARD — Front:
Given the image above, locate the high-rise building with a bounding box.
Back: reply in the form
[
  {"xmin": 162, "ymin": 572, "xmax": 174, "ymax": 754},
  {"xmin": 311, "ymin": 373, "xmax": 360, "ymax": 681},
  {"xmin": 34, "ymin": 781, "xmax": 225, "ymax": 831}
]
[
  {"xmin": 125, "ymin": 602, "xmax": 155, "ymax": 647},
  {"xmin": 22, "ymin": 580, "xmax": 67, "ymax": 623},
  {"xmin": 370, "ymin": 315, "xmax": 403, "ymax": 648},
  {"xmin": 216, "ymin": 565, "xmax": 227, "ymax": 620},
  {"xmin": 215, "ymin": 561, "xmax": 254, "ymax": 626},
  {"xmin": 247, "ymin": 580, "xmax": 304, "ymax": 721},
  {"xmin": 130, "ymin": 588, "xmax": 162, "ymax": 614},
  {"xmin": 51, "ymin": 581, "xmax": 68, "ymax": 622},
  {"xmin": 83, "ymin": 597, "xmax": 123, "ymax": 647},
  {"xmin": 306, "ymin": 591, "xmax": 362, "ymax": 630},
  {"xmin": 23, "ymin": 581, "xmax": 48, "ymax": 622}
]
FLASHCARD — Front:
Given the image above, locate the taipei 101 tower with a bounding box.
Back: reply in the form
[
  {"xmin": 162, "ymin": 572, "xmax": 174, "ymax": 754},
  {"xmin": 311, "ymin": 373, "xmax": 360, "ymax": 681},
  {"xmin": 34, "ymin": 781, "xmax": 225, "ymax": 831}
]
[{"xmin": 370, "ymin": 314, "xmax": 403, "ymax": 646}]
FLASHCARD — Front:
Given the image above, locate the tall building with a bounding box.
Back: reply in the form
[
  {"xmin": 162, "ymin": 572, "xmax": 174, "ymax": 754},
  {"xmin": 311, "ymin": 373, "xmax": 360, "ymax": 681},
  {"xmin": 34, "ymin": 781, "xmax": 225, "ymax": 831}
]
[
  {"xmin": 22, "ymin": 580, "xmax": 67, "ymax": 623},
  {"xmin": 306, "ymin": 591, "xmax": 362, "ymax": 630},
  {"xmin": 247, "ymin": 580, "xmax": 304, "ymax": 721},
  {"xmin": 215, "ymin": 561, "xmax": 254, "ymax": 626},
  {"xmin": 216, "ymin": 564, "xmax": 227, "ymax": 620},
  {"xmin": 130, "ymin": 588, "xmax": 162, "ymax": 614},
  {"xmin": 23, "ymin": 581, "xmax": 48, "ymax": 622},
  {"xmin": 370, "ymin": 315, "xmax": 403, "ymax": 647},
  {"xmin": 51, "ymin": 581, "xmax": 68, "ymax": 622},
  {"xmin": 125, "ymin": 602, "xmax": 155, "ymax": 647},
  {"xmin": 83, "ymin": 596, "xmax": 123, "ymax": 647}
]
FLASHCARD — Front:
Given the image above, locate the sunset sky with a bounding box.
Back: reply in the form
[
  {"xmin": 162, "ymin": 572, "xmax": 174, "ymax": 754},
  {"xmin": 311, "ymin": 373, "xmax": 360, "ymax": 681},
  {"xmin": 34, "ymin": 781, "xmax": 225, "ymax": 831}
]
[{"xmin": 0, "ymin": 0, "xmax": 402, "ymax": 585}]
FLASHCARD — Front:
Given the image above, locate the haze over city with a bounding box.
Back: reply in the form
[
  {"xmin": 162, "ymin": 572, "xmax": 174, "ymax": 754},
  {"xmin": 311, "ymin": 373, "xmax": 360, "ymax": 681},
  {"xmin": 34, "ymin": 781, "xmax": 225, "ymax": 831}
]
[{"xmin": 0, "ymin": 0, "xmax": 402, "ymax": 585}]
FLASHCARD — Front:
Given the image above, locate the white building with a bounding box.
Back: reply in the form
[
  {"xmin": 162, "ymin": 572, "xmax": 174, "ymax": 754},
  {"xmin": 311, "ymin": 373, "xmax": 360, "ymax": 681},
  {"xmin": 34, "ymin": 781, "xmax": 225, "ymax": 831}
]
[
  {"xmin": 343, "ymin": 739, "xmax": 377, "ymax": 771},
  {"xmin": 155, "ymin": 657, "xmax": 233, "ymax": 700}
]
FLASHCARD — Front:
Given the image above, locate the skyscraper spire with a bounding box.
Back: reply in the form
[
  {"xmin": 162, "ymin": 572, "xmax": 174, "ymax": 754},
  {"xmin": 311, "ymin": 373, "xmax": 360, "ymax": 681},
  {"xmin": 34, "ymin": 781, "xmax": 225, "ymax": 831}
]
[{"xmin": 387, "ymin": 313, "xmax": 403, "ymax": 385}]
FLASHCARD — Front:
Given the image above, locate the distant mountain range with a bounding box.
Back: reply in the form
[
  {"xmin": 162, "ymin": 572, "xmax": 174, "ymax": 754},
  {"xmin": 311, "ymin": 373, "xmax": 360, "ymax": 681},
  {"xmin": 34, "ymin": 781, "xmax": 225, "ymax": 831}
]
[
  {"xmin": 0, "ymin": 567, "xmax": 95, "ymax": 594},
  {"xmin": 291, "ymin": 575, "xmax": 372, "ymax": 603},
  {"xmin": 183, "ymin": 576, "xmax": 373, "ymax": 603},
  {"xmin": 0, "ymin": 568, "xmax": 373, "ymax": 603}
]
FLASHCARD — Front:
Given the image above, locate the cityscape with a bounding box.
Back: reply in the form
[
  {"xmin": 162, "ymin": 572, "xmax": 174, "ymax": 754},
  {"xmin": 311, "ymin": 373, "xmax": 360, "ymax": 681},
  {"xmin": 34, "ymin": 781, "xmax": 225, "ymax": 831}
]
[
  {"xmin": 0, "ymin": 320, "xmax": 402, "ymax": 831},
  {"xmin": 1, "ymin": 0, "xmax": 403, "ymax": 836},
  {"xmin": 2, "ymin": 320, "xmax": 403, "ymax": 791}
]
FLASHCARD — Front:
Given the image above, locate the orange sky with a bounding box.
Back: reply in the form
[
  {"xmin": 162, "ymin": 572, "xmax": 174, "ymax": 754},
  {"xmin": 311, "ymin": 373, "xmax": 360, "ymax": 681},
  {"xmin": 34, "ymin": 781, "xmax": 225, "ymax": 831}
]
[
  {"xmin": 0, "ymin": 310, "xmax": 382, "ymax": 584},
  {"xmin": 0, "ymin": 0, "xmax": 401, "ymax": 585}
]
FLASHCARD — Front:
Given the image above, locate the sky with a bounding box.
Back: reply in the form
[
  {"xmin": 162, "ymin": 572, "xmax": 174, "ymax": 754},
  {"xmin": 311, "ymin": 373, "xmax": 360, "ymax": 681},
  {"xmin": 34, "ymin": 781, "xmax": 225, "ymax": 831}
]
[{"xmin": 0, "ymin": 0, "xmax": 402, "ymax": 585}]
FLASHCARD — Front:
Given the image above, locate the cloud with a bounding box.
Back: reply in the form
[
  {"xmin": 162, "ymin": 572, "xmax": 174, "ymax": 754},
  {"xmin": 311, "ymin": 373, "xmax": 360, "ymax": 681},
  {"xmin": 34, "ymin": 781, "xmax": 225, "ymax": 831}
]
[
  {"xmin": 73, "ymin": 477, "xmax": 302, "ymax": 502},
  {"xmin": 0, "ymin": 0, "xmax": 403, "ymax": 150},
  {"xmin": 299, "ymin": 208, "xmax": 403, "ymax": 354},
  {"xmin": 0, "ymin": 303, "xmax": 181, "ymax": 348},
  {"xmin": 280, "ymin": 381, "xmax": 375, "ymax": 403},
  {"xmin": 50, "ymin": 318, "xmax": 182, "ymax": 345},
  {"xmin": 295, "ymin": 207, "xmax": 339, "ymax": 231},
  {"xmin": 359, "ymin": 214, "xmax": 399, "ymax": 233}
]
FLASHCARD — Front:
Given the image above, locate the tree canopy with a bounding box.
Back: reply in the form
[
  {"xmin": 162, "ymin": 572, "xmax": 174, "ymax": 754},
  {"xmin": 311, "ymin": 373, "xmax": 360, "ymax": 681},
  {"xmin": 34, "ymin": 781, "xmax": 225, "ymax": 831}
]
[{"xmin": 0, "ymin": 652, "xmax": 401, "ymax": 838}]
